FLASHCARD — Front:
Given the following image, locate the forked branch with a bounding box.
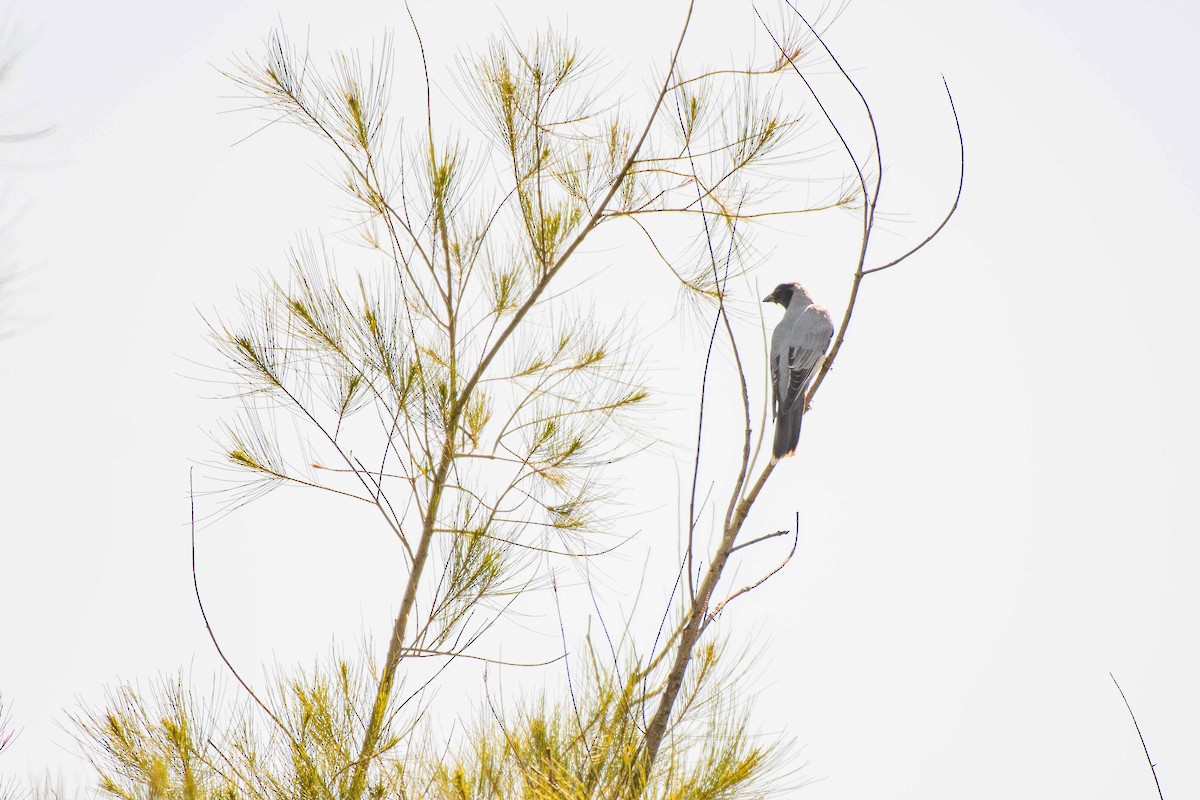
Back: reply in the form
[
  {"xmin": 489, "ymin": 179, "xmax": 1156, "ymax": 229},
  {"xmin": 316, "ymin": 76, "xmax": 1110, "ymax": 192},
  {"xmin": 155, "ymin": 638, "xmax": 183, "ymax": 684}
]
[{"xmin": 636, "ymin": 5, "xmax": 964, "ymax": 794}]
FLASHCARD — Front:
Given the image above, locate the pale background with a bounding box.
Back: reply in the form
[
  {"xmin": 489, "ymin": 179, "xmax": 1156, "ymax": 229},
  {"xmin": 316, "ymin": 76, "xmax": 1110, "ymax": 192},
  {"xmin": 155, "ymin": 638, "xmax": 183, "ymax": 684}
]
[{"xmin": 1, "ymin": 0, "xmax": 1197, "ymax": 798}]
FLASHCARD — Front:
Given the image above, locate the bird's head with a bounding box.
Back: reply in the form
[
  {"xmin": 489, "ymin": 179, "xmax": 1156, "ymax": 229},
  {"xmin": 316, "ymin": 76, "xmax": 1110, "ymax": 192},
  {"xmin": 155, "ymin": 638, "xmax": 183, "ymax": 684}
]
[{"xmin": 763, "ymin": 282, "xmax": 812, "ymax": 308}]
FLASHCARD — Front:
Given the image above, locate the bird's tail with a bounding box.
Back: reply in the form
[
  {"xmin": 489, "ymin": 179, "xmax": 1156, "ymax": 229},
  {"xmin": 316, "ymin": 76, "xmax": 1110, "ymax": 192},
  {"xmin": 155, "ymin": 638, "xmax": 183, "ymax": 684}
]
[{"xmin": 772, "ymin": 407, "xmax": 804, "ymax": 461}]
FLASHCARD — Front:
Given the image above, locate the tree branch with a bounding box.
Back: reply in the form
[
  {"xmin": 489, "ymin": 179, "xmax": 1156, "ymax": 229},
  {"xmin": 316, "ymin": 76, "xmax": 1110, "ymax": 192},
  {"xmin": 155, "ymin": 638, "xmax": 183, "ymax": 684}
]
[{"xmin": 1111, "ymin": 673, "xmax": 1166, "ymax": 800}]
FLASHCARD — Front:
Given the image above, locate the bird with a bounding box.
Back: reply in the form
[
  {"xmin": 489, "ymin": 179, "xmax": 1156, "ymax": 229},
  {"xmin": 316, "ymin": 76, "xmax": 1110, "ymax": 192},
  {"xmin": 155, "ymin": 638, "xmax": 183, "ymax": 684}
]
[{"xmin": 763, "ymin": 282, "xmax": 834, "ymax": 461}]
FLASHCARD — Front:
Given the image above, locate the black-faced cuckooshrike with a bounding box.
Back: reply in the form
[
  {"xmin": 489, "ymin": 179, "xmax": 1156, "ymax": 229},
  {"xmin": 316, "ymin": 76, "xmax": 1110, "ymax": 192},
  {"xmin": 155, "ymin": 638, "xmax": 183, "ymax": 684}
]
[{"xmin": 763, "ymin": 282, "xmax": 834, "ymax": 461}]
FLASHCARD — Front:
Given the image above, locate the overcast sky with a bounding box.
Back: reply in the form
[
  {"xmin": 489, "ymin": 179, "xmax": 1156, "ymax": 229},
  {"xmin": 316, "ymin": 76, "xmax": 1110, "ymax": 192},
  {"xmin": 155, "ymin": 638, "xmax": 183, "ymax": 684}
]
[{"xmin": 1, "ymin": 1, "xmax": 1198, "ymax": 798}]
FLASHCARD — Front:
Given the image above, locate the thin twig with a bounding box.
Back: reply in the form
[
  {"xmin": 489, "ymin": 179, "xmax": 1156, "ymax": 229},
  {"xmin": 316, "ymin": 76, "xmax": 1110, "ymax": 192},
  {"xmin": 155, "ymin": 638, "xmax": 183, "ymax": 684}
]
[
  {"xmin": 396, "ymin": 645, "xmax": 565, "ymax": 667},
  {"xmin": 190, "ymin": 469, "xmax": 283, "ymax": 731},
  {"xmin": 685, "ymin": 190, "xmax": 745, "ymax": 603},
  {"xmin": 552, "ymin": 574, "xmax": 589, "ymax": 755},
  {"xmin": 729, "ymin": 528, "xmax": 790, "ymax": 554},
  {"xmin": 862, "ymin": 78, "xmax": 964, "ymax": 275},
  {"xmin": 706, "ymin": 513, "xmax": 800, "ymax": 624},
  {"xmin": 1110, "ymin": 673, "xmax": 1166, "ymax": 800},
  {"xmin": 189, "ymin": 469, "xmax": 335, "ymax": 800}
]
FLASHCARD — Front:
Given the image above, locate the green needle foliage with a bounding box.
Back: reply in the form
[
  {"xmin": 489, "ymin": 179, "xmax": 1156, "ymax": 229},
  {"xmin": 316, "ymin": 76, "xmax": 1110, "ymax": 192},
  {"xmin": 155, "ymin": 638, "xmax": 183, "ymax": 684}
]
[{"xmin": 59, "ymin": 2, "xmax": 963, "ymax": 799}]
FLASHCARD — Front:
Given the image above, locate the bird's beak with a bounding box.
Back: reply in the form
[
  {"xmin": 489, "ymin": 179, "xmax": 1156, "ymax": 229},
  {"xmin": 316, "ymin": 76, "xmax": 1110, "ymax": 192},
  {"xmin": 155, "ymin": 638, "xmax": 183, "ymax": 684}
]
[{"xmin": 762, "ymin": 293, "xmax": 773, "ymax": 303}]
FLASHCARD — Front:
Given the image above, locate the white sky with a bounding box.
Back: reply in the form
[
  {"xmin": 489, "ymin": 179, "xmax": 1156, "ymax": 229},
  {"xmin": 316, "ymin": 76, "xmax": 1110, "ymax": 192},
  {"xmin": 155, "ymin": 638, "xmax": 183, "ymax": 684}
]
[{"xmin": 1, "ymin": 0, "xmax": 1198, "ymax": 798}]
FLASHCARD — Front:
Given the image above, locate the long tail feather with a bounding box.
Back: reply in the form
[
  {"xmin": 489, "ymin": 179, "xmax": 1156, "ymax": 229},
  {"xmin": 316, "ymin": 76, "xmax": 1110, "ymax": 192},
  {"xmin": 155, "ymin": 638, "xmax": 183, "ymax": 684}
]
[{"xmin": 773, "ymin": 406, "xmax": 804, "ymax": 460}]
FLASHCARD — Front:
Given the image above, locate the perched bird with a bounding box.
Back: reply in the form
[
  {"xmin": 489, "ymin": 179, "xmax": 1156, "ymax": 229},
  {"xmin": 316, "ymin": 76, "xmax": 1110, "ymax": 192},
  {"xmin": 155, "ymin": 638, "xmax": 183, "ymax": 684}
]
[{"xmin": 763, "ymin": 282, "xmax": 834, "ymax": 461}]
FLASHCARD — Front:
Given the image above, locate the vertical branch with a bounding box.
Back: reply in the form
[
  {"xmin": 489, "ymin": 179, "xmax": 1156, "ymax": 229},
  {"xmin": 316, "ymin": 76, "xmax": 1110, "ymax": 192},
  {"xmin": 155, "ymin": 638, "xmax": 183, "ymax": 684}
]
[
  {"xmin": 754, "ymin": 5, "xmax": 873, "ymax": 406},
  {"xmin": 553, "ymin": 575, "xmax": 588, "ymax": 748},
  {"xmin": 403, "ymin": 0, "xmax": 459, "ymax": 400},
  {"xmin": 684, "ymin": 181, "xmax": 744, "ymax": 601},
  {"xmin": 638, "ymin": 6, "xmax": 966, "ymax": 789},
  {"xmin": 347, "ymin": 5, "xmax": 698, "ymax": 798},
  {"xmin": 675, "ymin": 92, "xmax": 755, "ymax": 545},
  {"xmin": 636, "ymin": 462, "xmax": 775, "ymax": 794}
]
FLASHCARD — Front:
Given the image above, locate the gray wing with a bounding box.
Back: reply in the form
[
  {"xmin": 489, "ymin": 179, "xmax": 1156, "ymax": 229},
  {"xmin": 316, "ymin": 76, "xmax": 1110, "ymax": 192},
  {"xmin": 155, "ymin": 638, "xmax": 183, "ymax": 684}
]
[{"xmin": 771, "ymin": 303, "xmax": 834, "ymax": 418}]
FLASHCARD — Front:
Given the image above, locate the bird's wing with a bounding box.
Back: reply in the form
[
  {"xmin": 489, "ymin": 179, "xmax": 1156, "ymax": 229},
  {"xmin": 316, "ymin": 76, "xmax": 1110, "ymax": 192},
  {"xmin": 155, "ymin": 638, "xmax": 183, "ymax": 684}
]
[
  {"xmin": 777, "ymin": 304, "xmax": 834, "ymax": 416},
  {"xmin": 770, "ymin": 328, "xmax": 786, "ymax": 419}
]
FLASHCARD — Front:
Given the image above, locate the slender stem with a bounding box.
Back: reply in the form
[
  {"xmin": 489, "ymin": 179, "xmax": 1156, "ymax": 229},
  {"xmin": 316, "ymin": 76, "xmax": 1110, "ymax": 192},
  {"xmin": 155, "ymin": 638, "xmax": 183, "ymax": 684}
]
[
  {"xmin": 1111, "ymin": 673, "xmax": 1166, "ymax": 800},
  {"xmin": 862, "ymin": 78, "xmax": 964, "ymax": 275},
  {"xmin": 189, "ymin": 470, "xmax": 334, "ymax": 800}
]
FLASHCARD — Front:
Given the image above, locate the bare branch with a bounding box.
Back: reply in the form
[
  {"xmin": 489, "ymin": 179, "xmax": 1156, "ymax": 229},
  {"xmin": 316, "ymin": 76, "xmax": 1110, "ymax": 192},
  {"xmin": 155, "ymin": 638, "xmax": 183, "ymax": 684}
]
[
  {"xmin": 1111, "ymin": 673, "xmax": 1166, "ymax": 800},
  {"xmin": 862, "ymin": 79, "xmax": 965, "ymax": 275}
]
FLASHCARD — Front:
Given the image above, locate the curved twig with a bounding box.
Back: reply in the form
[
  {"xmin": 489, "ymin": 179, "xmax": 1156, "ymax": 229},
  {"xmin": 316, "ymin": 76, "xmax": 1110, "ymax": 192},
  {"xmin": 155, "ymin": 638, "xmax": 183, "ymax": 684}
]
[
  {"xmin": 1111, "ymin": 673, "xmax": 1166, "ymax": 800},
  {"xmin": 759, "ymin": 3, "xmax": 964, "ymax": 406},
  {"xmin": 862, "ymin": 78, "xmax": 964, "ymax": 275},
  {"xmin": 189, "ymin": 469, "xmax": 335, "ymax": 800},
  {"xmin": 706, "ymin": 514, "xmax": 800, "ymax": 625}
]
